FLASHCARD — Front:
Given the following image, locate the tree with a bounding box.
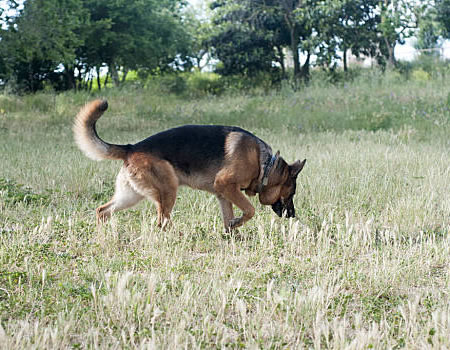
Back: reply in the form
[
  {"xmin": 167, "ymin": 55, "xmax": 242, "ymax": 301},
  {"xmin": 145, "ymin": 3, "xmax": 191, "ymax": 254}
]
[
  {"xmin": 0, "ymin": 0, "xmax": 191, "ymax": 91},
  {"xmin": 182, "ymin": 1, "xmax": 215, "ymax": 71},
  {"xmin": 0, "ymin": 0, "xmax": 86, "ymax": 91},
  {"xmin": 80, "ymin": 0, "xmax": 190, "ymax": 87},
  {"xmin": 208, "ymin": 0, "xmax": 282, "ymax": 77},
  {"xmin": 330, "ymin": 0, "xmax": 380, "ymax": 71},
  {"xmin": 436, "ymin": 0, "xmax": 450, "ymax": 38},
  {"xmin": 278, "ymin": 0, "xmax": 303, "ymax": 77},
  {"xmin": 415, "ymin": 2, "xmax": 443, "ymax": 57},
  {"xmin": 208, "ymin": 0, "xmax": 381, "ymax": 80},
  {"xmin": 377, "ymin": 0, "xmax": 417, "ymax": 67}
]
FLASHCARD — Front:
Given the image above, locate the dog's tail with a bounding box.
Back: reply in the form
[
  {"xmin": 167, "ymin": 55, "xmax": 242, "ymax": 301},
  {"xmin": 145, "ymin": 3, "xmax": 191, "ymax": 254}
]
[{"xmin": 73, "ymin": 99, "xmax": 128, "ymax": 161}]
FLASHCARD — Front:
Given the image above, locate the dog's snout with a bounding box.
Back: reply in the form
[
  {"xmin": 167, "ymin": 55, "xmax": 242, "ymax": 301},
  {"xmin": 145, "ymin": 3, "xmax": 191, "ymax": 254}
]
[
  {"xmin": 285, "ymin": 207, "xmax": 295, "ymax": 218},
  {"xmin": 271, "ymin": 200, "xmax": 283, "ymax": 217},
  {"xmin": 284, "ymin": 198, "xmax": 295, "ymax": 218}
]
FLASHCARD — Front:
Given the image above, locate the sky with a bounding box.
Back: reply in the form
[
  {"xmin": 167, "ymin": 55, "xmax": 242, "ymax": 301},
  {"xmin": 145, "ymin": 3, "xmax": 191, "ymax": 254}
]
[{"xmin": 396, "ymin": 38, "xmax": 450, "ymax": 60}]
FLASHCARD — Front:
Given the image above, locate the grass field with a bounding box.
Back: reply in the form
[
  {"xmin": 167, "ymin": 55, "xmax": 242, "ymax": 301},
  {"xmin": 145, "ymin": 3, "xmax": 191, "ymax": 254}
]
[{"xmin": 0, "ymin": 72, "xmax": 449, "ymax": 348}]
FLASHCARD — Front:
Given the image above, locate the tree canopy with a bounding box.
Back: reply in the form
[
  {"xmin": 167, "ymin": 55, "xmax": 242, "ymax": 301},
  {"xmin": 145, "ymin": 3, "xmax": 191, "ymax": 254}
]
[
  {"xmin": 0, "ymin": 0, "xmax": 190, "ymax": 91},
  {"xmin": 0, "ymin": 0, "xmax": 448, "ymax": 92}
]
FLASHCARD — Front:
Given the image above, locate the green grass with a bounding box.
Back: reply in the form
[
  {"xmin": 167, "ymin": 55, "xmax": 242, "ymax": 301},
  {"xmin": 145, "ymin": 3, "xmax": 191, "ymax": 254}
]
[{"xmin": 0, "ymin": 71, "xmax": 449, "ymax": 348}]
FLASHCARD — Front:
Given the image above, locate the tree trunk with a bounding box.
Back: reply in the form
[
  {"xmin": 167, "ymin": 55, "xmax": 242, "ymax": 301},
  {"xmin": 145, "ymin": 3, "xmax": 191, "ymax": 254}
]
[
  {"xmin": 121, "ymin": 68, "xmax": 129, "ymax": 83},
  {"xmin": 109, "ymin": 64, "xmax": 120, "ymax": 86},
  {"xmin": 104, "ymin": 72, "xmax": 110, "ymax": 88},
  {"xmin": 75, "ymin": 65, "xmax": 84, "ymax": 90},
  {"xmin": 343, "ymin": 46, "xmax": 348, "ymax": 72},
  {"xmin": 384, "ymin": 37, "xmax": 396, "ymax": 67},
  {"xmin": 382, "ymin": 0, "xmax": 396, "ymax": 67},
  {"xmin": 301, "ymin": 50, "xmax": 310, "ymax": 81},
  {"xmin": 290, "ymin": 27, "xmax": 300, "ymax": 78},
  {"xmin": 28, "ymin": 63, "xmax": 34, "ymax": 92},
  {"xmin": 284, "ymin": 12, "xmax": 300, "ymax": 78},
  {"xmin": 64, "ymin": 65, "xmax": 76, "ymax": 90},
  {"xmin": 88, "ymin": 68, "xmax": 93, "ymax": 91},
  {"xmin": 96, "ymin": 66, "xmax": 101, "ymax": 91},
  {"xmin": 276, "ymin": 45, "xmax": 286, "ymax": 77}
]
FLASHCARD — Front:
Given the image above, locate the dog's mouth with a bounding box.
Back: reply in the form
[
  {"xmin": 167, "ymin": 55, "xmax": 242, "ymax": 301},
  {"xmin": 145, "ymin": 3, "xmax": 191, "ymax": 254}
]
[
  {"xmin": 271, "ymin": 199, "xmax": 295, "ymax": 218},
  {"xmin": 271, "ymin": 200, "xmax": 283, "ymax": 217}
]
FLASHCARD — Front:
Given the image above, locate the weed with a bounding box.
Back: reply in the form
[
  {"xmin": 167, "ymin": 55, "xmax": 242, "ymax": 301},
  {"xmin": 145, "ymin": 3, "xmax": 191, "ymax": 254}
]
[{"xmin": 0, "ymin": 178, "xmax": 50, "ymax": 205}]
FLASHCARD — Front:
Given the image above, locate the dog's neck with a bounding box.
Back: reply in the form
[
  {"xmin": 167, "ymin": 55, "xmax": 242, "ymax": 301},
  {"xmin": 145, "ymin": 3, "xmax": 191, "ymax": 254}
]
[
  {"xmin": 261, "ymin": 154, "xmax": 277, "ymax": 185},
  {"xmin": 255, "ymin": 152, "xmax": 277, "ymax": 193}
]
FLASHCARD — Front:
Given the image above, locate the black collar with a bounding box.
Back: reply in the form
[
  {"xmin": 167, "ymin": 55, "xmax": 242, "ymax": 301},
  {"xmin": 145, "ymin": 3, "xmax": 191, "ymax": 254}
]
[{"xmin": 256, "ymin": 153, "xmax": 278, "ymax": 193}]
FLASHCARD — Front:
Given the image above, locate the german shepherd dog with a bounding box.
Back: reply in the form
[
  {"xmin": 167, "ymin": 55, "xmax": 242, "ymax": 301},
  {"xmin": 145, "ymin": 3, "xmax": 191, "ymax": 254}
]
[{"xmin": 74, "ymin": 100, "xmax": 306, "ymax": 231}]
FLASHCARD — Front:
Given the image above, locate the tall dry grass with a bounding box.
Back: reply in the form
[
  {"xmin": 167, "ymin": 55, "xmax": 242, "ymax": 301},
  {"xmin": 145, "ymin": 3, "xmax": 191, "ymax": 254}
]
[{"xmin": 0, "ymin": 72, "xmax": 449, "ymax": 348}]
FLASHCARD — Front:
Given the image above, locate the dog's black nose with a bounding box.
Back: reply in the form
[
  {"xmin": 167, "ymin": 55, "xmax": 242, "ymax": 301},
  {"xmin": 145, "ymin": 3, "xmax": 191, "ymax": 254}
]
[
  {"xmin": 285, "ymin": 207, "xmax": 295, "ymax": 218},
  {"xmin": 283, "ymin": 198, "xmax": 296, "ymax": 218},
  {"xmin": 271, "ymin": 200, "xmax": 283, "ymax": 217}
]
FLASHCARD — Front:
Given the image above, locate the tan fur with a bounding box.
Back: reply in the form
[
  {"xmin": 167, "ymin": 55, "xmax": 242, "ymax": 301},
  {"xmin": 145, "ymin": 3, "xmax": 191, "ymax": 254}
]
[
  {"xmin": 73, "ymin": 100, "xmax": 127, "ymax": 161},
  {"xmin": 74, "ymin": 99, "xmax": 305, "ymax": 231},
  {"xmin": 198, "ymin": 133, "xmax": 260, "ymax": 228}
]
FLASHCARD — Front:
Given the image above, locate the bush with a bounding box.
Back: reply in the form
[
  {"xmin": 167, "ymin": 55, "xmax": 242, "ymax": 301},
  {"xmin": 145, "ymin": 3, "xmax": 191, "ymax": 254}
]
[
  {"xmin": 396, "ymin": 55, "xmax": 449, "ymax": 80},
  {"xmin": 186, "ymin": 72, "xmax": 224, "ymax": 96},
  {"xmin": 310, "ymin": 66, "xmax": 364, "ymax": 85},
  {"xmin": 411, "ymin": 69, "xmax": 431, "ymax": 81},
  {"xmin": 155, "ymin": 74, "xmax": 188, "ymax": 95},
  {"xmin": 144, "ymin": 71, "xmax": 281, "ymax": 98},
  {"xmin": 219, "ymin": 71, "xmax": 282, "ymax": 94},
  {"xmin": 145, "ymin": 72, "xmax": 225, "ymax": 97}
]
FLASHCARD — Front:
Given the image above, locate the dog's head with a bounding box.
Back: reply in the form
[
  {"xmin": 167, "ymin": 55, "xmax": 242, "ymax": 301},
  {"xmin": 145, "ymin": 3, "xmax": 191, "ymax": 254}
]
[{"xmin": 259, "ymin": 154, "xmax": 306, "ymax": 218}]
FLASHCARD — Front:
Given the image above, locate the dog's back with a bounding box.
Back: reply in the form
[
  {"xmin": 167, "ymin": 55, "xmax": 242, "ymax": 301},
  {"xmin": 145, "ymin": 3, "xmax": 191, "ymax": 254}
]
[{"xmin": 132, "ymin": 125, "xmax": 258, "ymax": 176}]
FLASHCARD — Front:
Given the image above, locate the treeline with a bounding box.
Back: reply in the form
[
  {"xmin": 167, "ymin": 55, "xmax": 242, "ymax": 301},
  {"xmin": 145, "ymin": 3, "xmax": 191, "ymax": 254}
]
[
  {"xmin": 0, "ymin": 0, "xmax": 191, "ymax": 92},
  {"xmin": 0, "ymin": 0, "xmax": 449, "ymax": 93}
]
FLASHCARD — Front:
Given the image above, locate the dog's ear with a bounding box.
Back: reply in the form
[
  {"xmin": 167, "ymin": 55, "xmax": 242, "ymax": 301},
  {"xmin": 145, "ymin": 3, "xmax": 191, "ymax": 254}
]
[{"xmin": 289, "ymin": 159, "xmax": 306, "ymax": 178}]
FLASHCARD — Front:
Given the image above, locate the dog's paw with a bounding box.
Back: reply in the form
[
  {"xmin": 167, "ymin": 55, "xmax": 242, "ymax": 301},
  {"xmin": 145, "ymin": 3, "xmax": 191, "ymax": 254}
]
[{"xmin": 229, "ymin": 217, "xmax": 243, "ymax": 229}]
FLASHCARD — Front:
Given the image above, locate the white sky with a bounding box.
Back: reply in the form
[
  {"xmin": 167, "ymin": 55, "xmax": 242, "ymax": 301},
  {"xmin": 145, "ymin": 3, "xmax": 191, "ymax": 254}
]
[{"xmin": 396, "ymin": 38, "xmax": 450, "ymax": 60}]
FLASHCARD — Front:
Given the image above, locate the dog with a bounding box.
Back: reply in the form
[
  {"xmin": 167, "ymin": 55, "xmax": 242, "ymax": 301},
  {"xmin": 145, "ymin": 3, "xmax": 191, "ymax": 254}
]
[{"xmin": 73, "ymin": 99, "xmax": 306, "ymax": 231}]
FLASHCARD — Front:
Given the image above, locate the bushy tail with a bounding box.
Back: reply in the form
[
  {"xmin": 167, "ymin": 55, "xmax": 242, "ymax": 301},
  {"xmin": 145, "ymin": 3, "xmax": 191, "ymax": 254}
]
[{"xmin": 73, "ymin": 100, "xmax": 128, "ymax": 161}]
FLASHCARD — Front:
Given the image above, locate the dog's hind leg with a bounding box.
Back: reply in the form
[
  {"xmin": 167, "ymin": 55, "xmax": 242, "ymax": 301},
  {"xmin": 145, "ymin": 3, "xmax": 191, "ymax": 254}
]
[
  {"xmin": 217, "ymin": 195, "xmax": 234, "ymax": 232},
  {"xmin": 96, "ymin": 167, "xmax": 143, "ymax": 223},
  {"xmin": 153, "ymin": 187, "xmax": 177, "ymax": 228},
  {"xmin": 127, "ymin": 158, "xmax": 179, "ymax": 229}
]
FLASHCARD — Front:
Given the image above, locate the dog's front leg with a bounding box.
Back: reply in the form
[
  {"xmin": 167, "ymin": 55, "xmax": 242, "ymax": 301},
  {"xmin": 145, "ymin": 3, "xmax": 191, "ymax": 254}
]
[
  {"xmin": 214, "ymin": 181, "xmax": 255, "ymax": 230},
  {"xmin": 217, "ymin": 195, "xmax": 234, "ymax": 232}
]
